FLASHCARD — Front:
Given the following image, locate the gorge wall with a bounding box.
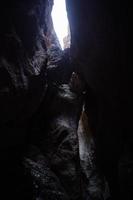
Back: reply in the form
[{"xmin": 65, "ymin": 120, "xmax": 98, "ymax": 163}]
[
  {"xmin": 66, "ymin": 1, "xmax": 129, "ymax": 199},
  {"xmin": 0, "ymin": 0, "xmax": 130, "ymax": 200}
]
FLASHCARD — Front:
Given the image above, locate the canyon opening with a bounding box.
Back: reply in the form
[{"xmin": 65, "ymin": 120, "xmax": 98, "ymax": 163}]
[{"xmin": 51, "ymin": 0, "xmax": 70, "ymax": 50}]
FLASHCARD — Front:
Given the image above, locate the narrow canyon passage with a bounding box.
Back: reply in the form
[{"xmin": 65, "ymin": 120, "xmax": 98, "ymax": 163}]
[
  {"xmin": 0, "ymin": 0, "xmax": 130, "ymax": 200},
  {"xmin": 25, "ymin": 70, "xmax": 109, "ymax": 199}
]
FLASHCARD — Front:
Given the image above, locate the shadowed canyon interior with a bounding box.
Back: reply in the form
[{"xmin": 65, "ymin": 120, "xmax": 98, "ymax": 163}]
[{"xmin": 0, "ymin": 0, "xmax": 130, "ymax": 200}]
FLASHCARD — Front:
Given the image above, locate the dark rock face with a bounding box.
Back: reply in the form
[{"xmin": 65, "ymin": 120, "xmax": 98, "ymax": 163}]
[
  {"xmin": 66, "ymin": 0, "xmax": 130, "ymax": 199},
  {"xmin": 0, "ymin": 1, "xmax": 81, "ymax": 199},
  {"xmin": 0, "ymin": 0, "xmax": 53, "ymax": 149},
  {"xmin": 25, "ymin": 84, "xmax": 84, "ymax": 200},
  {"xmin": 0, "ymin": 0, "xmax": 49, "ymax": 125},
  {"xmin": 0, "ymin": 0, "xmax": 52, "ymax": 198},
  {"xmin": 47, "ymin": 48, "xmax": 73, "ymax": 84}
]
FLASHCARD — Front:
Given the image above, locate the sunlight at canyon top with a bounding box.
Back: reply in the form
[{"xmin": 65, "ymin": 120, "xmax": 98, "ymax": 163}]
[{"xmin": 51, "ymin": 0, "xmax": 70, "ymax": 49}]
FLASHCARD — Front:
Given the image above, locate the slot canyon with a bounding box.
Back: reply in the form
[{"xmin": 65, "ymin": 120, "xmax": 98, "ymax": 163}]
[{"xmin": 0, "ymin": 0, "xmax": 130, "ymax": 200}]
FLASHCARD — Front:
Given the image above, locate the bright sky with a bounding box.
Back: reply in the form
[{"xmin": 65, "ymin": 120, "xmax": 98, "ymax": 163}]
[{"xmin": 51, "ymin": 0, "xmax": 69, "ymax": 49}]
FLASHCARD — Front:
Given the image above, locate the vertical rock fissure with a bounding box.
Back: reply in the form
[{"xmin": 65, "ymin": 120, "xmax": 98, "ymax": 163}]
[{"xmin": 0, "ymin": 0, "xmax": 129, "ymax": 199}]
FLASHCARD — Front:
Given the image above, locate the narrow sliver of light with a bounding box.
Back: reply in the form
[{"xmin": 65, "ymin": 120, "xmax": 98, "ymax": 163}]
[{"xmin": 51, "ymin": 0, "xmax": 70, "ymax": 50}]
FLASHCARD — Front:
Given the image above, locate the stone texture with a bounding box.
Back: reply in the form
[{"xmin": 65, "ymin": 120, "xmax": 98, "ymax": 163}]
[
  {"xmin": 78, "ymin": 111, "xmax": 110, "ymax": 200},
  {"xmin": 25, "ymin": 83, "xmax": 84, "ymax": 200},
  {"xmin": 66, "ymin": 0, "xmax": 130, "ymax": 199},
  {"xmin": 47, "ymin": 47, "xmax": 73, "ymax": 84},
  {"xmin": 0, "ymin": 0, "xmax": 54, "ymax": 198},
  {"xmin": 0, "ymin": 0, "xmax": 49, "ymax": 124}
]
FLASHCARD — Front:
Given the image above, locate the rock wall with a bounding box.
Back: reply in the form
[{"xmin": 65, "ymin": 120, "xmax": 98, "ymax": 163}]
[
  {"xmin": 66, "ymin": 0, "xmax": 130, "ymax": 199},
  {"xmin": 0, "ymin": 0, "xmax": 52, "ymax": 150},
  {"xmin": 0, "ymin": 0, "xmax": 47, "ymax": 123},
  {"xmin": 0, "ymin": 0, "xmax": 54, "ymax": 198},
  {"xmin": 0, "ymin": 1, "xmax": 77, "ymax": 199}
]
